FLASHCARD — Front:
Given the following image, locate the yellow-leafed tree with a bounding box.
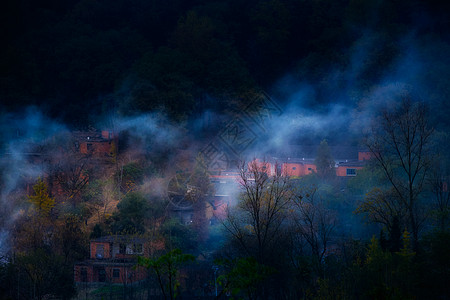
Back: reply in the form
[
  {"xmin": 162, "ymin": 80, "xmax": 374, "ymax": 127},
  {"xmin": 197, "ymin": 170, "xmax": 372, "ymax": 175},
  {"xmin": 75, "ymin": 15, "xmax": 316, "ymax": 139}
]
[{"xmin": 28, "ymin": 178, "xmax": 55, "ymax": 216}]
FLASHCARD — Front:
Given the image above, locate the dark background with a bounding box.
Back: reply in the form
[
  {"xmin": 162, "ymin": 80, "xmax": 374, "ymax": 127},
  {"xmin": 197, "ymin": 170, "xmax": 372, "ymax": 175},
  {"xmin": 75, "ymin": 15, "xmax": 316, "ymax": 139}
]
[{"xmin": 1, "ymin": 0, "xmax": 449, "ymax": 132}]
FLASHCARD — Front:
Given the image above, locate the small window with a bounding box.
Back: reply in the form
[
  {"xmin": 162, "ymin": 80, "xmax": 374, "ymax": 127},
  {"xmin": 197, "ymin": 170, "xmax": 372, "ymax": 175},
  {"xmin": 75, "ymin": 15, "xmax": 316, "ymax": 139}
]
[
  {"xmin": 308, "ymin": 168, "xmax": 312, "ymax": 171},
  {"xmin": 98, "ymin": 268, "xmax": 106, "ymax": 282},
  {"xmin": 346, "ymin": 168, "xmax": 356, "ymax": 176},
  {"xmin": 81, "ymin": 268, "xmax": 88, "ymax": 282},
  {"xmin": 119, "ymin": 243, "xmax": 126, "ymax": 254},
  {"xmin": 113, "ymin": 269, "xmax": 120, "ymax": 278},
  {"xmin": 292, "ymin": 167, "xmax": 296, "ymax": 170},
  {"xmin": 96, "ymin": 244, "xmax": 104, "ymax": 259},
  {"xmin": 87, "ymin": 143, "xmax": 93, "ymax": 151}
]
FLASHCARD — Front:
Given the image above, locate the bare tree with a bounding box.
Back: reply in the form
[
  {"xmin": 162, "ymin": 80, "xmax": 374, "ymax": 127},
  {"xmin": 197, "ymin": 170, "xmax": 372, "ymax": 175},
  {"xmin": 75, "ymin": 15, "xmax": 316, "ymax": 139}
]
[
  {"xmin": 428, "ymin": 157, "xmax": 450, "ymax": 231},
  {"xmin": 50, "ymin": 136, "xmax": 94, "ymax": 207},
  {"xmin": 365, "ymin": 97, "xmax": 433, "ymax": 248},
  {"xmin": 290, "ymin": 186, "xmax": 335, "ymax": 276},
  {"xmin": 54, "ymin": 153, "xmax": 91, "ymax": 206},
  {"xmin": 84, "ymin": 178, "xmax": 118, "ymax": 224},
  {"xmin": 355, "ymin": 187, "xmax": 408, "ymax": 236},
  {"xmin": 222, "ymin": 160, "xmax": 293, "ymax": 262}
]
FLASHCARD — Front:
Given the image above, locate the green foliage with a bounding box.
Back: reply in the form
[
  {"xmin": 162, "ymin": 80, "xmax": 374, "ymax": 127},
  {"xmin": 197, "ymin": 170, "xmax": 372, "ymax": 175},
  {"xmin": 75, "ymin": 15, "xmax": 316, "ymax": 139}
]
[
  {"xmin": 117, "ymin": 161, "xmax": 145, "ymax": 192},
  {"xmin": 90, "ymin": 223, "xmax": 106, "ymax": 239},
  {"xmin": 419, "ymin": 230, "xmax": 450, "ymax": 299},
  {"xmin": 14, "ymin": 248, "xmax": 76, "ymax": 299},
  {"xmin": 216, "ymin": 257, "xmax": 274, "ymax": 299},
  {"xmin": 111, "ymin": 192, "xmax": 150, "ymax": 234},
  {"xmin": 314, "ymin": 277, "xmax": 348, "ymax": 300},
  {"xmin": 355, "ymin": 187, "xmax": 407, "ymax": 237},
  {"xmin": 347, "ymin": 164, "xmax": 385, "ymax": 195},
  {"xmin": 161, "ymin": 218, "xmax": 198, "ymax": 253},
  {"xmin": 27, "ymin": 178, "xmax": 55, "ymax": 216},
  {"xmin": 137, "ymin": 249, "xmax": 195, "ymax": 300},
  {"xmin": 54, "ymin": 214, "xmax": 88, "ymax": 263},
  {"xmin": 349, "ymin": 236, "xmax": 418, "ymax": 300}
]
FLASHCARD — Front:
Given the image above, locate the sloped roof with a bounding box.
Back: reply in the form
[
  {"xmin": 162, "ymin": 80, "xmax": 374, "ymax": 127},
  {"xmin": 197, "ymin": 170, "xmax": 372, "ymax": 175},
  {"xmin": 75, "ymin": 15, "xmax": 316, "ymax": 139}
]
[
  {"xmin": 91, "ymin": 235, "xmax": 148, "ymax": 244},
  {"xmin": 337, "ymin": 160, "xmax": 367, "ymax": 167},
  {"xmin": 274, "ymin": 145, "xmax": 359, "ymax": 160}
]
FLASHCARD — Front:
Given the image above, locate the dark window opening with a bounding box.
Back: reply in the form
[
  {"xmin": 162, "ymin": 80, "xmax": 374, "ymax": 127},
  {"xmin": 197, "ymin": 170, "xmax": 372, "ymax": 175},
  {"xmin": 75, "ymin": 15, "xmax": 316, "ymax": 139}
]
[
  {"xmin": 87, "ymin": 143, "xmax": 93, "ymax": 151},
  {"xmin": 292, "ymin": 167, "xmax": 296, "ymax": 170},
  {"xmin": 308, "ymin": 168, "xmax": 312, "ymax": 171},
  {"xmin": 98, "ymin": 268, "xmax": 106, "ymax": 282},
  {"xmin": 81, "ymin": 268, "xmax": 88, "ymax": 282},
  {"xmin": 346, "ymin": 168, "xmax": 356, "ymax": 176},
  {"xmin": 113, "ymin": 269, "xmax": 120, "ymax": 278},
  {"xmin": 119, "ymin": 243, "xmax": 126, "ymax": 254},
  {"xmin": 96, "ymin": 244, "xmax": 104, "ymax": 259}
]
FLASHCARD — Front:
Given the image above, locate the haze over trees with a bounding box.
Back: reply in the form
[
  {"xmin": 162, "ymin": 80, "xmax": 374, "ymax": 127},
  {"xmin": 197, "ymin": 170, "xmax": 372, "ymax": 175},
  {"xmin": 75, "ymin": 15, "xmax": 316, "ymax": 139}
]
[{"xmin": 0, "ymin": 0, "xmax": 449, "ymax": 299}]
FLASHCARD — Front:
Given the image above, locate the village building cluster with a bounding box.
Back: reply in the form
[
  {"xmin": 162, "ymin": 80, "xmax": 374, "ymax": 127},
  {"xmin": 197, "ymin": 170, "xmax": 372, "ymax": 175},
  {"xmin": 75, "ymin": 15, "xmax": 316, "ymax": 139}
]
[{"xmin": 2, "ymin": 128, "xmax": 375, "ymax": 286}]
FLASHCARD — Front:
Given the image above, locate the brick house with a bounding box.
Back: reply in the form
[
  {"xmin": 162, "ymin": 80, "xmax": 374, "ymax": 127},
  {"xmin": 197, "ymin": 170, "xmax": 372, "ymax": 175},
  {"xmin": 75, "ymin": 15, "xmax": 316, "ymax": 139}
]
[
  {"xmin": 336, "ymin": 160, "xmax": 365, "ymax": 177},
  {"xmin": 74, "ymin": 236, "xmax": 150, "ymax": 285},
  {"xmin": 250, "ymin": 159, "xmax": 277, "ymax": 176},
  {"xmin": 281, "ymin": 158, "xmax": 317, "ymax": 177},
  {"xmin": 73, "ymin": 129, "xmax": 118, "ymax": 158},
  {"xmin": 358, "ymin": 150, "xmax": 374, "ymax": 161}
]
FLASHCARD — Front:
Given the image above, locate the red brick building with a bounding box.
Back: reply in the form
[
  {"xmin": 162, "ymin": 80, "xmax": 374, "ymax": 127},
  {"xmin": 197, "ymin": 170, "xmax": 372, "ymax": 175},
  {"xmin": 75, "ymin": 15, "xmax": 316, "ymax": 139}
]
[
  {"xmin": 358, "ymin": 150, "xmax": 374, "ymax": 161},
  {"xmin": 281, "ymin": 158, "xmax": 317, "ymax": 177},
  {"xmin": 335, "ymin": 160, "xmax": 365, "ymax": 177},
  {"xmin": 253, "ymin": 150, "xmax": 372, "ymax": 178},
  {"xmin": 250, "ymin": 159, "xmax": 277, "ymax": 176},
  {"xmin": 73, "ymin": 129, "xmax": 117, "ymax": 157},
  {"xmin": 74, "ymin": 236, "xmax": 150, "ymax": 285}
]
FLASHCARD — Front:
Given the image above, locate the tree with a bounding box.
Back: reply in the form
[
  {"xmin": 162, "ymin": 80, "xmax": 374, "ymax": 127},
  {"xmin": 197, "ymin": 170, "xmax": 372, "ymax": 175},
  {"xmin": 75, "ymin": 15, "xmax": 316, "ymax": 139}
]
[
  {"xmin": 83, "ymin": 178, "xmax": 118, "ymax": 224},
  {"xmin": 223, "ymin": 160, "xmax": 293, "ymax": 263},
  {"xmin": 356, "ymin": 232, "xmax": 417, "ymax": 300},
  {"xmin": 216, "ymin": 257, "xmax": 274, "ymax": 300},
  {"xmin": 14, "ymin": 248, "xmax": 76, "ymax": 300},
  {"xmin": 28, "ymin": 178, "xmax": 55, "ymax": 217},
  {"xmin": 189, "ymin": 156, "xmax": 215, "ymax": 242},
  {"xmin": 116, "ymin": 161, "xmax": 145, "ymax": 193},
  {"xmin": 137, "ymin": 249, "xmax": 195, "ymax": 300},
  {"xmin": 315, "ymin": 140, "xmax": 335, "ymax": 180},
  {"xmin": 53, "ymin": 152, "xmax": 91, "ymax": 208},
  {"xmin": 111, "ymin": 192, "xmax": 150, "ymax": 234},
  {"xmin": 291, "ymin": 186, "xmax": 336, "ymax": 276},
  {"xmin": 428, "ymin": 156, "xmax": 450, "ymax": 231},
  {"xmin": 355, "ymin": 187, "xmax": 407, "ymax": 238},
  {"xmin": 365, "ymin": 97, "xmax": 433, "ymax": 248},
  {"xmin": 53, "ymin": 214, "xmax": 88, "ymax": 264},
  {"xmin": 15, "ymin": 179, "xmax": 56, "ymax": 252}
]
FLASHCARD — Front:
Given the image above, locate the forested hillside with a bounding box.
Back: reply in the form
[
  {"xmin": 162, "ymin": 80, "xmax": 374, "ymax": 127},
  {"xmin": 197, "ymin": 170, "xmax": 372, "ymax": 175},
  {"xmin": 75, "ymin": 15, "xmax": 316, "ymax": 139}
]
[{"xmin": 0, "ymin": 0, "xmax": 449, "ymax": 299}]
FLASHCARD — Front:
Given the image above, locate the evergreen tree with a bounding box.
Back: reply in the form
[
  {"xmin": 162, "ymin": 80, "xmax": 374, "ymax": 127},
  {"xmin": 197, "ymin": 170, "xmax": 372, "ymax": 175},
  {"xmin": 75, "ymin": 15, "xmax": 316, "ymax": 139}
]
[{"xmin": 315, "ymin": 139, "xmax": 335, "ymax": 180}]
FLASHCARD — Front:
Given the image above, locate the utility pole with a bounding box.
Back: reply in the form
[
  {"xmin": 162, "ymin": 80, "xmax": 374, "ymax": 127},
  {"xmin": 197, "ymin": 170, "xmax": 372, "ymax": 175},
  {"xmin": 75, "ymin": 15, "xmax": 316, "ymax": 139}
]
[{"xmin": 212, "ymin": 265, "xmax": 219, "ymax": 297}]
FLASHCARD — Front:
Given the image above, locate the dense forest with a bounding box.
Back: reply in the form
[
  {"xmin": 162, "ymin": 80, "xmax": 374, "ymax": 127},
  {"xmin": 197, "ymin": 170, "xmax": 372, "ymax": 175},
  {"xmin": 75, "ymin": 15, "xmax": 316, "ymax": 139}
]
[{"xmin": 0, "ymin": 0, "xmax": 449, "ymax": 299}]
